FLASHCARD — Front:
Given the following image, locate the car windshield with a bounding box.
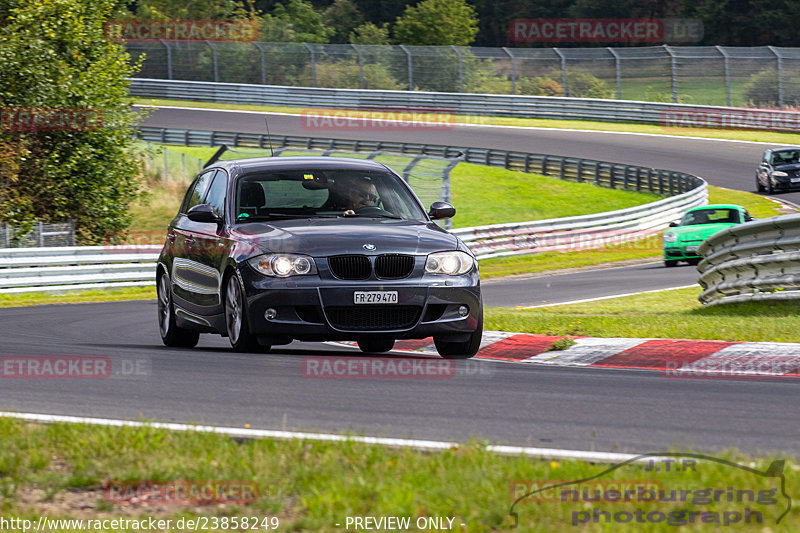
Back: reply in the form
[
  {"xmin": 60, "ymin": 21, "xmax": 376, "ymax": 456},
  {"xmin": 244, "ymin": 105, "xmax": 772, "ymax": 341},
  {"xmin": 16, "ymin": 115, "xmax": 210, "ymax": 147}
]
[
  {"xmin": 234, "ymin": 168, "xmax": 428, "ymax": 222},
  {"xmin": 680, "ymin": 209, "xmax": 740, "ymax": 226},
  {"xmin": 771, "ymin": 150, "xmax": 799, "ymax": 165}
]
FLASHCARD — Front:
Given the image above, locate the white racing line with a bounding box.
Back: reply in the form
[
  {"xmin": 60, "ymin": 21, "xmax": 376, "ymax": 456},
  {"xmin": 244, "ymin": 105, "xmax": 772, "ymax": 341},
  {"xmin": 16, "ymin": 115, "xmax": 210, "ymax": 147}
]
[
  {"xmin": 133, "ymin": 104, "xmax": 777, "ymax": 146},
  {"xmin": 516, "ymin": 284, "xmax": 698, "ymax": 309},
  {"xmin": 0, "ymin": 410, "xmax": 664, "ymax": 465}
]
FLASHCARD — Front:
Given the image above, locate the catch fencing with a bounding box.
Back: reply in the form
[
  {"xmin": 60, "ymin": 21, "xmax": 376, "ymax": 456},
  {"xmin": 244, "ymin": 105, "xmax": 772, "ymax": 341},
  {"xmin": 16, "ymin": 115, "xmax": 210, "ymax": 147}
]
[
  {"xmin": 697, "ymin": 215, "xmax": 800, "ymax": 305},
  {"xmin": 0, "ymin": 222, "xmax": 74, "ymax": 248},
  {"xmin": 126, "ymin": 42, "xmax": 800, "ymax": 108}
]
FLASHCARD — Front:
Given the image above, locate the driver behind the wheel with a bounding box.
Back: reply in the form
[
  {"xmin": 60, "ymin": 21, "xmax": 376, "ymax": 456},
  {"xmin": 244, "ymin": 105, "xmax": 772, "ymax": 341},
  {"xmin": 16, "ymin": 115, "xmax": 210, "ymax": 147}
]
[{"xmin": 339, "ymin": 177, "xmax": 378, "ymax": 215}]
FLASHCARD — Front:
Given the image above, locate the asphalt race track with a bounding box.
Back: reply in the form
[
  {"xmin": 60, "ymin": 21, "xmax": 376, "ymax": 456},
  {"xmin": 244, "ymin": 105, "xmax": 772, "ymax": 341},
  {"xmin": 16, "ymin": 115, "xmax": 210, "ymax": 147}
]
[
  {"xmin": 2, "ymin": 301, "xmax": 800, "ymax": 454},
  {"xmin": 3, "ymin": 105, "xmax": 799, "ymax": 455}
]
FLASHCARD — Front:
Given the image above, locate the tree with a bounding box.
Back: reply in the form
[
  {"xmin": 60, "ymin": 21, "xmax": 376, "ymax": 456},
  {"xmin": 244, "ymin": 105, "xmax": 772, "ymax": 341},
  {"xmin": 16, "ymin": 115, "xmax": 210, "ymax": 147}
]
[
  {"xmin": 349, "ymin": 22, "xmax": 391, "ymax": 45},
  {"xmin": 324, "ymin": 0, "xmax": 364, "ymax": 43},
  {"xmin": 0, "ymin": 0, "xmax": 141, "ymax": 244},
  {"xmin": 267, "ymin": 0, "xmax": 334, "ymax": 43},
  {"xmin": 393, "ymin": 0, "xmax": 479, "ymax": 46}
]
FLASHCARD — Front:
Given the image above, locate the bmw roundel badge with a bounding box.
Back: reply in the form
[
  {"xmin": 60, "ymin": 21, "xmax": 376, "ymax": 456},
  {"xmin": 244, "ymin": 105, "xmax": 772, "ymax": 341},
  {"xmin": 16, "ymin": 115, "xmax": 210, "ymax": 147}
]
[{"xmin": 363, "ymin": 243, "xmax": 376, "ymax": 251}]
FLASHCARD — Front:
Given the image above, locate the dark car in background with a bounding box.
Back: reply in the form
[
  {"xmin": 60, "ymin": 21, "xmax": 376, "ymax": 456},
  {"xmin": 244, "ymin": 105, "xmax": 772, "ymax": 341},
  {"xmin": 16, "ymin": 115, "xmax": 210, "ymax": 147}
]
[
  {"xmin": 156, "ymin": 156, "xmax": 483, "ymax": 358},
  {"xmin": 756, "ymin": 147, "xmax": 800, "ymax": 194}
]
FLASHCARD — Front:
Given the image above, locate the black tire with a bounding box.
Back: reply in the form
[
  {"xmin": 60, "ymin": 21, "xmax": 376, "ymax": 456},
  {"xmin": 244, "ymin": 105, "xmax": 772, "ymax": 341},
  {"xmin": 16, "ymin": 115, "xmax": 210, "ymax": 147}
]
[
  {"xmin": 756, "ymin": 175, "xmax": 765, "ymax": 193},
  {"xmin": 686, "ymin": 258, "xmax": 701, "ymax": 266},
  {"xmin": 434, "ymin": 313, "xmax": 483, "ymax": 359},
  {"xmin": 224, "ymin": 274, "xmax": 266, "ymax": 353},
  {"xmin": 157, "ymin": 272, "xmax": 199, "ymax": 348},
  {"xmin": 664, "ymin": 260, "xmax": 678, "ymax": 267},
  {"xmin": 766, "ymin": 177, "xmax": 774, "ymax": 194},
  {"xmin": 357, "ymin": 338, "xmax": 395, "ymax": 353}
]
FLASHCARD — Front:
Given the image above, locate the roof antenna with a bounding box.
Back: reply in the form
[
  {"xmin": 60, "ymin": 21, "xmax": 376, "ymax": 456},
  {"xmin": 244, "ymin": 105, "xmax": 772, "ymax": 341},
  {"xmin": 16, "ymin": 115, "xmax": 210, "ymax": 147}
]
[{"xmin": 264, "ymin": 116, "xmax": 274, "ymax": 157}]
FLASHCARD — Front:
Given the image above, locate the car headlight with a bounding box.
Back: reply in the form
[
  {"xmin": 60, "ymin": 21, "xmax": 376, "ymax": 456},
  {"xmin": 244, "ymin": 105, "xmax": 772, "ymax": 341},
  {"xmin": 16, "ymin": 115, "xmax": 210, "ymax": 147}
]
[
  {"xmin": 773, "ymin": 171, "xmax": 789, "ymax": 177},
  {"xmin": 248, "ymin": 254, "xmax": 317, "ymax": 277},
  {"xmin": 663, "ymin": 232, "xmax": 678, "ymax": 243},
  {"xmin": 425, "ymin": 251, "xmax": 474, "ymax": 275}
]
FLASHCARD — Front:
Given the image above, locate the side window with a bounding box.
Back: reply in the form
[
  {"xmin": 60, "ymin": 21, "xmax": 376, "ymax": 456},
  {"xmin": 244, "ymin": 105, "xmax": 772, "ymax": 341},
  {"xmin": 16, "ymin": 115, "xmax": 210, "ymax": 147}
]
[
  {"xmin": 204, "ymin": 170, "xmax": 228, "ymax": 218},
  {"xmin": 180, "ymin": 170, "xmax": 215, "ymax": 214}
]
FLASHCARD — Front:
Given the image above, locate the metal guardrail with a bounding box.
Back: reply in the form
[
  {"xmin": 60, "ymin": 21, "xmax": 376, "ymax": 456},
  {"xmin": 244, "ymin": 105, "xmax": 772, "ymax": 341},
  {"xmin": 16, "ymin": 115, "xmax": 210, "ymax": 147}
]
[
  {"xmin": 130, "ymin": 78, "xmax": 800, "ymax": 131},
  {"xmin": 0, "ymin": 246, "xmax": 160, "ymax": 294},
  {"xmin": 697, "ymin": 214, "xmax": 800, "ymax": 305}
]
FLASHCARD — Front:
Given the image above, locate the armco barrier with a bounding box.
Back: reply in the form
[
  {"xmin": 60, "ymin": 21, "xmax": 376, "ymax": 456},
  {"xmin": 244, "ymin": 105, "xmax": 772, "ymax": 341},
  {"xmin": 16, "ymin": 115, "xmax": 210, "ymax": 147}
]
[
  {"xmin": 130, "ymin": 78, "xmax": 800, "ymax": 131},
  {"xmin": 697, "ymin": 214, "xmax": 800, "ymax": 305}
]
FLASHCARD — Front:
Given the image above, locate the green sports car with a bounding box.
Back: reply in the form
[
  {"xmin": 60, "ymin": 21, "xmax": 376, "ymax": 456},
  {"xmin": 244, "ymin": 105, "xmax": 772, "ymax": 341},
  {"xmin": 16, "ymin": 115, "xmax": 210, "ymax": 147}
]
[{"xmin": 662, "ymin": 204, "xmax": 754, "ymax": 267}]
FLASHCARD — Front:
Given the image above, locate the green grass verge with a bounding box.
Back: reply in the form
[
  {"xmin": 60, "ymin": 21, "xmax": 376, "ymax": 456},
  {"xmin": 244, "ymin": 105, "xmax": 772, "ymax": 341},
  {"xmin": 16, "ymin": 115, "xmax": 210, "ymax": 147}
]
[
  {"xmin": 477, "ymin": 184, "xmax": 793, "ymax": 278},
  {"xmin": 134, "ymin": 97, "xmax": 800, "ymax": 144},
  {"xmin": 485, "ymin": 286, "xmax": 800, "ymax": 343},
  {"xmin": 0, "ymin": 418, "xmax": 794, "ymax": 532},
  {"xmin": 0, "ymin": 287, "xmax": 156, "ymax": 308}
]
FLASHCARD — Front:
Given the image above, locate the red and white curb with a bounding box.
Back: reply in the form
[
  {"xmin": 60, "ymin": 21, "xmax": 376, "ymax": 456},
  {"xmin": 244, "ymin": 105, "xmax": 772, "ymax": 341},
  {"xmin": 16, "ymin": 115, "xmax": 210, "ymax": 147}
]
[{"xmin": 331, "ymin": 333, "xmax": 800, "ymax": 379}]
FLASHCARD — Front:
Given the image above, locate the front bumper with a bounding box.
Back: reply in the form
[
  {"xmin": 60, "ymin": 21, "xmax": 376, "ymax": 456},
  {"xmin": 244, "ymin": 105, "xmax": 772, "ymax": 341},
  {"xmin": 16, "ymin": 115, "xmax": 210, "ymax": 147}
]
[
  {"xmin": 664, "ymin": 244, "xmax": 702, "ymax": 260},
  {"xmin": 240, "ymin": 269, "xmax": 481, "ymax": 342}
]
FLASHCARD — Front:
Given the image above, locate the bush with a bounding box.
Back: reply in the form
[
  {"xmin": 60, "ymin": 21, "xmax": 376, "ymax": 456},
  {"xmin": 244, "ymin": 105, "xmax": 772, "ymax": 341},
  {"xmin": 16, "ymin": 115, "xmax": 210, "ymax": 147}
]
[
  {"xmin": 518, "ymin": 76, "xmax": 563, "ymax": 97},
  {"xmin": 0, "ymin": 0, "xmax": 142, "ymax": 245},
  {"xmin": 307, "ymin": 61, "xmax": 403, "ymax": 90},
  {"xmin": 744, "ymin": 68, "xmax": 800, "ymax": 107},
  {"xmin": 565, "ymin": 72, "xmax": 612, "ymax": 99}
]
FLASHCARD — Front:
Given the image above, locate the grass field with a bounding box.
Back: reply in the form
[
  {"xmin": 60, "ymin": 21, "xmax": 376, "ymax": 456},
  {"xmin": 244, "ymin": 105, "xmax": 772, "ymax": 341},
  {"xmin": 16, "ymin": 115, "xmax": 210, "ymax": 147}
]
[
  {"xmin": 0, "ymin": 418, "xmax": 794, "ymax": 532},
  {"xmin": 486, "ymin": 286, "xmax": 800, "ymax": 343}
]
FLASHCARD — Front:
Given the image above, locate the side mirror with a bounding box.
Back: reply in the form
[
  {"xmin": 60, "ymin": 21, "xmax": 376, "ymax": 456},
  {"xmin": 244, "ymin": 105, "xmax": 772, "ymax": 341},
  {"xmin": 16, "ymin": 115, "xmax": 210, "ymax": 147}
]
[
  {"xmin": 669, "ymin": 221, "xmax": 679, "ymax": 227},
  {"xmin": 428, "ymin": 201, "xmax": 456, "ymax": 220},
  {"xmin": 187, "ymin": 204, "xmax": 222, "ymax": 224}
]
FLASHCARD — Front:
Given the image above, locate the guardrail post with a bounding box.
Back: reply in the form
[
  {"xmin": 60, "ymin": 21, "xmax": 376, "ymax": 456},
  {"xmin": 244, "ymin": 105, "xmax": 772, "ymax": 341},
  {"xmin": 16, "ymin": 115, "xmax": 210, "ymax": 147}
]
[
  {"xmin": 664, "ymin": 45, "xmax": 678, "ymax": 104},
  {"xmin": 576, "ymin": 160, "xmax": 583, "ymax": 182},
  {"xmin": 609, "ymin": 165, "xmax": 616, "ymax": 189},
  {"xmin": 768, "ymin": 46, "xmax": 783, "ymax": 107},
  {"xmin": 623, "ymin": 166, "xmax": 630, "ymax": 190},
  {"xmin": 594, "ymin": 163, "xmax": 601, "ymax": 186},
  {"xmin": 524, "ymin": 154, "xmax": 530, "ymax": 173},
  {"xmin": 451, "ymin": 45, "xmax": 464, "ymax": 93},
  {"xmin": 400, "ymin": 45, "xmax": 413, "ymax": 91},
  {"xmin": 658, "ymin": 170, "xmax": 665, "ymax": 194},
  {"xmin": 303, "ymin": 43, "xmax": 317, "ymax": 87},
  {"xmin": 553, "ymin": 48, "xmax": 568, "ymax": 97},
  {"xmin": 541, "ymin": 155, "xmax": 548, "ymax": 175},
  {"xmin": 635, "ymin": 167, "xmax": 641, "ymax": 191},
  {"xmin": 253, "ymin": 42, "xmax": 267, "ymax": 85},
  {"xmin": 159, "ymin": 39, "xmax": 173, "ymax": 80},
  {"xmin": 502, "ymin": 47, "xmax": 516, "ymax": 95},
  {"xmin": 352, "ymin": 44, "xmax": 364, "ymax": 89},
  {"xmin": 607, "ymin": 47, "xmax": 622, "ymax": 99},
  {"xmin": 716, "ymin": 46, "xmax": 731, "ymax": 107},
  {"xmin": 559, "ymin": 158, "xmax": 565, "ymax": 179},
  {"xmin": 206, "ymin": 41, "xmax": 219, "ymax": 82}
]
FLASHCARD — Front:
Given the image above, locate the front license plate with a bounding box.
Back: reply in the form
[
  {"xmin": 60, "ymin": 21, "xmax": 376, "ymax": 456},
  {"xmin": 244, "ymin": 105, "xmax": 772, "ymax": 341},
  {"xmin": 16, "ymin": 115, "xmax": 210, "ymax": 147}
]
[
  {"xmin": 791, "ymin": 178, "xmax": 800, "ymax": 183},
  {"xmin": 354, "ymin": 291, "xmax": 398, "ymax": 304},
  {"xmin": 686, "ymin": 246, "xmax": 699, "ymax": 253}
]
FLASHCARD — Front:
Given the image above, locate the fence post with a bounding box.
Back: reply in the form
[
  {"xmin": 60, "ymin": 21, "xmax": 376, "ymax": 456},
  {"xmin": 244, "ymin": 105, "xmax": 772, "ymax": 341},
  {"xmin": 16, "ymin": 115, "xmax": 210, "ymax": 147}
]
[
  {"xmin": 502, "ymin": 47, "xmax": 516, "ymax": 95},
  {"xmin": 607, "ymin": 47, "xmax": 621, "ymax": 99},
  {"xmin": 716, "ymin": 46, "xmax": 731, "ymax": 107},
  {"xmin": 664, "ymin": 45, "xmax": 678, "ymax": 103},
  {"xmin": 768, "ymin": 46, "xmax": 783, "ymax": 107},
  {"xmin": 303, "ymin": 43, "xmax": 317, "ymax": 87},
  {"xmin": 351, "ymin": 44, "xmax": 364, "ymax": 89},
  {"xmin": 206, "ymin": 41, "xmax": 219, "ymax": 82},
  {"xmin": 160, "ymin": 39, "xmax": 173, "ymax": 80},
  {"xmin": 451, "ymin": 45, "xmax": 464, "ymax": 93},
  {"xmin": 253, "ymin": 42, "xmax": 267, "ymax": 85},
  {"xmin": 553, "ymin": 48, "xmax": 567, "ymax": 97},
  {"xmin": 38, "ymin": 221, "xmax": 43, "ymax": 247},
  {"xmin": 400, "ymin": 45, "xmax": 413, "ymax": 91}
]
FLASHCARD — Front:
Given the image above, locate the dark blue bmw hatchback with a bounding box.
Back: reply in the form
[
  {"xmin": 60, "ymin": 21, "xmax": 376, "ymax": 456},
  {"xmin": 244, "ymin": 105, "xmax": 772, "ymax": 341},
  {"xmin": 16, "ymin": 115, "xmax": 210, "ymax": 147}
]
[{"xmin": 157, "ymin": 156, "xmax": 483, "ymax": 357}]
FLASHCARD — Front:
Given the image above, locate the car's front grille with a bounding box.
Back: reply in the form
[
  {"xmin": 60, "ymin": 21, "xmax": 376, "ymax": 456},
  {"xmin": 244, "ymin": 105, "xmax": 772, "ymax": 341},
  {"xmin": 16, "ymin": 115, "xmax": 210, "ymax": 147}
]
[
  {"xmin": 325, "ymin": 306, "xmax": 421, "ymax": 331},
  {"xmin": 375, "ymin": 254, "xmax": 414, "ymax": 279},
  {"xmin": 328, "ymin": 255, "xmax": 371, "ymax": 280}
]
